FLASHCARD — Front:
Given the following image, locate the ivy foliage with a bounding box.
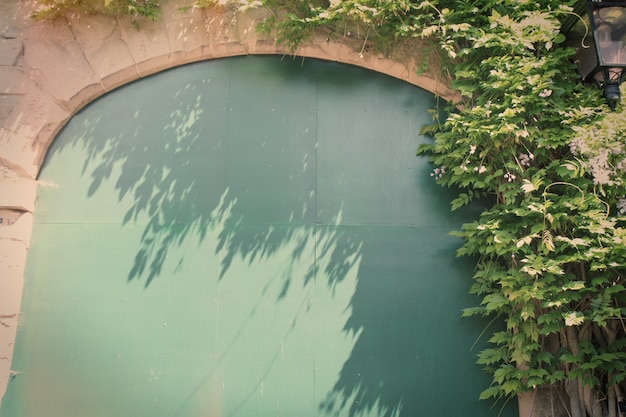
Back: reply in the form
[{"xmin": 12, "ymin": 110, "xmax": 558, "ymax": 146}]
[
  {"xmin": 32, "ymin": 0, "xmax": 161, "ymax": 20},
  {"xmin": 256, "ymin": 0, "xmax": 626, "ymax": 416}
]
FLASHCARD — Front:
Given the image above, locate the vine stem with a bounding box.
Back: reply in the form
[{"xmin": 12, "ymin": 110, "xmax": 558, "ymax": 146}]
[{"xmin": 359, "ymin": 25, "xmax": 371, "ymax": 56}]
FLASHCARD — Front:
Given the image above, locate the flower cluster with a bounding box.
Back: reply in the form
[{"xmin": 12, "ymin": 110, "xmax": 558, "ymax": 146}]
[
  {"xmin": 430, "ymin": 166, "xmax": 446, "ymax": 180},
  {"xmin": 538, "ymin": 89, "xmax": 552, "ymax": 98},
  {"xmin": 519, "ymin": 153, "xmax": 533, "ymax": 168},
  {"xmin": 569, "ymin": 135, "xmax": 590, "ymax": 156},
  {"xmin": 589, "ymin": 149, "xmax": 611, "ymax": 185},
  {"xmin": 569, "ymin": 115, "xmax": 626, "ymax": 187},
  {"xmin": 503, "ymin": 172, "xmax": 516, "ymax": 182},
  {"xmin": 618, "ymin": 198, "xmax": 626, "ymax": 216}
]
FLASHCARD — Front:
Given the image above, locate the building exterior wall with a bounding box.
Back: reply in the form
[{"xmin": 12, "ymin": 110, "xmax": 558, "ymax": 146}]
[
  {"xmin": 0, "ymin": 56, "xmax": 513, "ymax": 417},
  {"xmin": 0, "ymin": 0, "xmax": 460, "ymax": 409}
]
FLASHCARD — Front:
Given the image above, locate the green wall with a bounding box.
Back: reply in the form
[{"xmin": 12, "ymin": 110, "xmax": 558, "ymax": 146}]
[{"xmin": 1, "ymin": 56, "xmax": 516, "ymax": 417}]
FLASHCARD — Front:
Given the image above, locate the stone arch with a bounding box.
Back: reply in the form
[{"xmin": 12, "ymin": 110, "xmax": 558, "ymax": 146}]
[
  {"xmin": 2, "ymin": 52, "xmax": 517, "ymax": 417},
  {"xmin": 3, "ymin": 3, "xmax": 458, "ymax": 181},
  {"xmin": 0, "ymin": 0, "xmax": 459, "ymax": 403}
]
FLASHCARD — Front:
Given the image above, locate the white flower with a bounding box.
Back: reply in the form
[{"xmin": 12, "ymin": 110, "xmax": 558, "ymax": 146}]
[
  {"xmin": 589, "ymin": 149, "xmax": 612, "ymax": 185},
  {"xmin": 431, "ymin": 166, "xmax": 446, "ymax": 180},
  {"xmin": 564, "ymin": 312, "xmax": 584, "ymax": 326},
  {"xmin": 504, "ymin": 172, "xmax": 516, "ymax": 182},
  {"xmin": 539, "ymin": 89, "xmax": 553, "ymax": 98},
  {"xmin": 618, "ymin": 198, "xmax": 626, "ymax": 216},
  {"xmin": 519, "ymin": 154, "xmax": 532, "ymax": 168}
]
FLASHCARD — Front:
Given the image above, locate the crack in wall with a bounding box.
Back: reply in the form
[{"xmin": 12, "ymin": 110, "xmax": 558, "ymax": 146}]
[
  {"xmin": 0, "ymin": 209, "xmax": 27, "ymax": 226},
  {"xmin": 0, "ymin": 314, "xmax": 17, "ymax": 329}
]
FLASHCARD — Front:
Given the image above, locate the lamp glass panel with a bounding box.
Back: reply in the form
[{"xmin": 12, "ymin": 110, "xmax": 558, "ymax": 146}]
[
  {"xmin": 567, "ymin": 12, "xmax": 598, "ymax": 80},
  {"xmin": 593, "ymin": 6, "xmax": 626, "ymax": 66}
]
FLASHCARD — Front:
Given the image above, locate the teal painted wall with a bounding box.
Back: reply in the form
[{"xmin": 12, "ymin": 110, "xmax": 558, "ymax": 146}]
[{"xmin": 1, "ymin": 56, "xmax": 516, "ymax": 417}]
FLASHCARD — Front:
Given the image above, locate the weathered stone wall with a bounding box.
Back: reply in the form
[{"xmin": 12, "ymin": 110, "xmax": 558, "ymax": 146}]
[{"xmin": 0, "ymin": 0, "xmax": 459, "ymax": 408}]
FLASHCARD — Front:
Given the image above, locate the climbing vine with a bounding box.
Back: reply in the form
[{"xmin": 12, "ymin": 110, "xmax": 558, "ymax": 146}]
[
  {"xmin": 32, "ymin": 0, "xmax": 161, "ymax": 20},
  {"xmin": 255, "ymin": 1, "xmax": 626, "ymax": 416}
]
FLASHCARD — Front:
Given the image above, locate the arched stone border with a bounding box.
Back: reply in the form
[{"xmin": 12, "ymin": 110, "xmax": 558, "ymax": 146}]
[{"xmin": 0, "ymin": 0, "xmax": 459, "ymax": 404}]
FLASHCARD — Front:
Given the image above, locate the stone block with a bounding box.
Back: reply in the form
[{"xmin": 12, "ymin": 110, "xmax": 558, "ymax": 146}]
[
  {"xmin": 0, "ymin": 95, "xmax": 20, "ymax": 126},
  {"xmin": 2, "ymin": 26, "xmax": 20, "ymax": 40},
  {"xmin": 0, "ymin": 318, "xmax": 19, "ymax": 406},
  {"xmin": 119, "ymin": 19, "xmax": 171, "ymax": 71},
  {"xmin": 0, "ymin": 178, "xmax": 37, "ymax": 212},
  {"xmin": 250, "ymin": 39, "xmax": 281, "ymax": 55},
  {"xmin": 0, "ymin": 210, "xmax": 32, "ymax": 249},
  {"xmin": 99, "ymin": 64, "xmax": 142, "ymax": 93},
  {"xmin": 0, "ymin": 67, "xmax": 32, "ymax": 95},
  {"xmin": 23, "ymin": 39, "xmax": 102, "ymax": 104},
  {"xmin": 0, "ymin": 39, "xmax": 22, "ymax": 66},
  {"xmin": 165, "ymin": 10, "xmax": 212, "ymax": 54},
  {"xmin": 0, "ymin": 237, "xmax": 27, "ymax": 315},
  {"xmin": 0, "ymin": 128, "xmax": 40, "ymax": 179},
  {"xmin": 66, "ymin": 82, "xmax": 110, "ymax": 114},
  {"xmin": 67, "ymin": 13, "xmax": 118, "ymax": 50},
  {"xmin": 0, "ymin": 237, "xmax": 27, "ymax": 406},
  {"xmin": 7, "ymin": 87, "xmax": 69, "ymax": 137},
  {"xmin": 67, "ymin": 14, "xmax": 139, "ymax": 83},
  {"xmin": 173, "ymin": 44, "xmax": 214, "ymax": 64},
  {"xmin": 20, "ymin": 12, "xmax": 75, "ymax": 43},
  {"xmin": 208, "ymin": 42, "xmax": 247, "ymax": 60},
  {"xmin": 135, "ymin": 54, "xmax": 181, "ymax": 79},
  {"xmin": 85, "ymin": 39, "xmax": 138, "ymax": 82},
  {"xmin": 383, "ymin": 61, "xmax": 412, "ymax": 83}
]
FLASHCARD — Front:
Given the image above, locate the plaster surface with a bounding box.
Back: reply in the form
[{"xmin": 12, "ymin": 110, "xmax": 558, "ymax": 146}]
[{"xmin": 0, "ymin": 0, "xmax": 458, "ymax": 405}]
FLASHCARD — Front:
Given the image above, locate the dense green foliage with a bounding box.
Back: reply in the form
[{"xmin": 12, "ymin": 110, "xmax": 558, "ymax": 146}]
[
  {"xmin": 256, "ymin": 1, "xmax": 626, "ymax": 416},
  {"xmin": 32, "ymin": 0, "xmax": 161, "ymax": 20}
]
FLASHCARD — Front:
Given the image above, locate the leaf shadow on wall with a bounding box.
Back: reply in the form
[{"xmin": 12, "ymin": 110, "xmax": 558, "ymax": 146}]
[{"xmin": 43, "ymin": 57, "xmax": 502, "ymax": 417}]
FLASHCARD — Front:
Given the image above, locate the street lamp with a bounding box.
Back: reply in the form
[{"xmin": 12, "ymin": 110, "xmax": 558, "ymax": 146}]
[{"xmin": 565, "ymin": 0, "xmax": 626, "ymax": 110}]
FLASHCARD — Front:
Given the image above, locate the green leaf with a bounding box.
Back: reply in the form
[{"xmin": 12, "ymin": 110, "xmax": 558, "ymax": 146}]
[
  {"xmin": 479, "ymin": 386, "xmax": 502, "ymax": 400},
  {"xmin": 483, "ymin": 293, "xmax": 508, "ymax": 311},
  {"xmin": 562, "ymin": 281, "xmax": 586, "ymax": 291}
]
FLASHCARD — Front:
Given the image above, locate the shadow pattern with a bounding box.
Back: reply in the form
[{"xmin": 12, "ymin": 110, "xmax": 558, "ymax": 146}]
[{"xmin": 42, "ymin": 56, "xmax": 513, "ymax": 417}]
